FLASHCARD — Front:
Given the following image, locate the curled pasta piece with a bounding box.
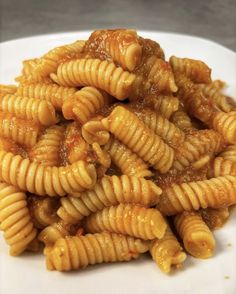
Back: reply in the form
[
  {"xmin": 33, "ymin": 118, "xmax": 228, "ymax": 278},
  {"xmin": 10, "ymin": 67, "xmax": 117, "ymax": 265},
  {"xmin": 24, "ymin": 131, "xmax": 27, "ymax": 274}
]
[
  {"xmin": 62, "ymin": 122, "xmax": 90, "ymax": 164},
  {"xmin": 0, "ymin": 182, "xmax": 37, "ymax": 256},
  {"xmin": 0, "ymin": 94, "xmax": 57, "ymax": 126},
  {"xmin": 38, "ymin": 221, "xmax": 74, "ymax": 246},
  {"xmin": 82, "ymin": 116, "xmax": 110, "ymax": 145},
  {"xmin": 192, "ymin": 155, "xmax": 211, "ymax": 170},
  {"xmin": 208, "ymin": 157, "xmax": 236, "ymax": 177},
  {"xmin": 16, "ymin": 83, "xmax": 77, "ymax": 110},
  {"xmin": 0, "ymin": 150, "xmax": 97, "ymax": 196},
  {"xmin": 150, "ymin": 224, "xmax": 187, "ymax": 273},
  {"xmin": 28, "ymin": 196, "xmax": 59, "ymax": 229},
  {"xmin": 158, "ymin": 176, "xmax": 236, "ymax": 216},
  {"xmin": 57, "ymin": 175, "xmax": 162, "ymax": 223},
  {"xmin": 45, "ymin": 232, "xmax": 149, "ymax": 271},
  {"xmin": 29, "ymin": 125, "xmax": 65, "ymax": 166},
  {"xmin": 145, "ymin": 95, "xmax": 179, "ymax": 119},
  {"xmin": 198, "ymin": 83, "xmax": 232, "ymax": 113},
  {"xmin": 211, "ymin": 111, "xmax": 236, "ymax": 144},
  {"xmin": 174, "ymin": 212, "xmax": 215, "ymax": 258},
  {"xmin": 104, "ymin": 137, "xmax": 152, "ymax": 177},
  {"xmin": 170, "ymin": 56, "xmax": 212, "ymax": 84},
  {"xmin": 137, "ymin": 109, "xmax": 185, "ymax": 148},
  {"xmin": 84, "ymin": 203, "xmax": 167, "ymax": 240},
  {"xmin": 31, "ymin": 40, "xmax": 85, "ymax": 80},
  {"xmin": 0, "ymin": 112, "xmax": 41, "ymax": 148},
  {"xmin": 84, "ymin": 29, "xmax": 142, "ymax": 71},
  {"xmin": 0, "ymin": 84, "xmax": 17, "ymax": 95},
  {"xmin": 200, "ymin": 207, "xmax": 230, "ymax": 230},
  {"xmin": 171, "ymin": 110, "xmax": 194, "ymax": 131},
  {"xmin": 102, "ymin": 106, "xmax": 174, "ymax": 173},
  {"xmin": 218, "ymin": 145, "xmax": 236, "ymax": 162},
  {"xmin": 51, "ymin": 58, "xmax": 136, "ymax": 100},
  {"xmin": 173, "ymin": 130, "xmax": 224, "ymax": 171},
  {"xmin": 91, "ymin": 143, "xmax": 111, "ymax": 177},
  {"xmin": 62, "ymin": 87, "xmax": 110, "ymax": 124}
]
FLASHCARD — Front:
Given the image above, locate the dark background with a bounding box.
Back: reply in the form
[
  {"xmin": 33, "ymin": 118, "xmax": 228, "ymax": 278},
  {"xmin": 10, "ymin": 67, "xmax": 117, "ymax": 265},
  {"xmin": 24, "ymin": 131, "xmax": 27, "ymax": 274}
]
[{"xmin": 0, "ymin": 0, "xmax": 235, "ymax": 50}]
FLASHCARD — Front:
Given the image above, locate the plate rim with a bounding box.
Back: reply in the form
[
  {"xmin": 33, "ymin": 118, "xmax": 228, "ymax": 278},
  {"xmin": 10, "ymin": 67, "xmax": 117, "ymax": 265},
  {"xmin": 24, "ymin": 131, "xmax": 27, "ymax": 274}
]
[{"xmin": 1, "ymin": 30, "xmax": 235, "ymax": 56}]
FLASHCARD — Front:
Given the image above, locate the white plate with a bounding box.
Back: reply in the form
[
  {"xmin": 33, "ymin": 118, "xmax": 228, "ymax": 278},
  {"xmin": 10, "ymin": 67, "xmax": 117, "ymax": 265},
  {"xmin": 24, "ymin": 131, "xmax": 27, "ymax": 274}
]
[{"xmin": 0, "ymin": 31, "xmax": 236, "ymax": 294}]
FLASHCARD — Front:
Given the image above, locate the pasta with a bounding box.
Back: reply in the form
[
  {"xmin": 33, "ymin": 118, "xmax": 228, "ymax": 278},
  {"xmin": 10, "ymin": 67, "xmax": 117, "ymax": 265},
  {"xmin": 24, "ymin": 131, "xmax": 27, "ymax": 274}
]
[
  {"xmin": 84, "ymin": 203, "xmax": 167, "ymax": 240},
  {"xmin": 104, "ymin": 137, "xmax": 152, "ymax": 177},
  {"xmin": 82, "ymin": 116, "xmax": 110, "ymax": 145},
  {"xmin": 170, "ymin": 56, "xmax": 212, "ymax": 84},
  {"xmin": 145, "ymin": 95, "xmax": 179, "ymax": 119},
  {"xmin": 0, "ymin": 150, "xmax": 97, "ymax": 196},
  {"xmin": 0, "ymin": 112, "xmax": 41, "ymax": 148},
  {"xmin": 149, "ymin": 224, "xmax": 187, "ymax": 273},
  {"xmin": 218, "ymin": 144, "xmax": 236, "ymax": 161},
  {"xmin": 16, "ymin": 83, "xmax": 77, "ymax": 110},
  {"xmin": 84, "ymin": 29, "xmax": 142, "ymax": 71},
  {"xmin": 45, "ymin": 232, "xmax": 149, "ymax": 271},
  {"xmin": 28, "ymin": 196, "xmax": 59, "ymax": 228},
  {"xmin": 102, "ymin": 106, "xmax": 175, "ymax": 173},
  {"xmin": 29, "ymin": 125, "xmax": 64, "ymax": 166},
  {"xmin": 208, "ymin": 157, "xmax": 236, "ymax": 177},
  {"xmin": 174, "ymin": 211, "xmax": 215, "ymax": 258},
  {"xmin": 136, "ymin": 108, "xmax": 185, "ymax": 148},
  {"xmin": 200, "ymin": 208, "xmax": 230, "ymax": 230},
  {"xmin": 0, "ymin": 94, "xmax": 57, "ymax": 126},
  {"xmin": 158, "ymin": 176, "xmax": 236, "ymax": 215},
  {"xmin": 0, "ymin": 182, "xmax": 37, "ymax": 255},
  {"xmin": 51, "ymin": 58, "xmax": 136, "ymax": 100},
  {"xmin": 62, "ymin": 87, "xmax": 110, "ymax": 124},
  {"xmin": 57, "ymin": 175, "xmax": 162, "ymax": 223},
  {"xmin": 0, "ymin": 28, "xmax": 236, "ymax": 275}
]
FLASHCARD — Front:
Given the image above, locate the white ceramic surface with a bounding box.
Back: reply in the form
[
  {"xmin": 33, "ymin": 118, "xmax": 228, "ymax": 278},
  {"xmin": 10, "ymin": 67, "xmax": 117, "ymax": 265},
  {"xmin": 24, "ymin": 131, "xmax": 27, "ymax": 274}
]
[{"xmin": 0, "ymin": 31, "xmax": 236, "ymax": 294}]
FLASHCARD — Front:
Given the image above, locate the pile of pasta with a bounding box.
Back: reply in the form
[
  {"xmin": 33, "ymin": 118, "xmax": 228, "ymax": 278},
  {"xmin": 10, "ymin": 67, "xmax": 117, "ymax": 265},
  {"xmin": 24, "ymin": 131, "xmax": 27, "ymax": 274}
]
[{"xmin": 0, "ymin": 29, "xmax": 236, "ymax": 274}]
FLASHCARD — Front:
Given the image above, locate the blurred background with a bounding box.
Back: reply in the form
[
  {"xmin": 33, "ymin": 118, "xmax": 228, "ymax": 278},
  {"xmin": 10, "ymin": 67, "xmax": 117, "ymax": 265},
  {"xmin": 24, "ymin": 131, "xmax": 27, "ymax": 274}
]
[{"xmin": 0, "ymin": 0, "xmax": 235, "ymax": 50}]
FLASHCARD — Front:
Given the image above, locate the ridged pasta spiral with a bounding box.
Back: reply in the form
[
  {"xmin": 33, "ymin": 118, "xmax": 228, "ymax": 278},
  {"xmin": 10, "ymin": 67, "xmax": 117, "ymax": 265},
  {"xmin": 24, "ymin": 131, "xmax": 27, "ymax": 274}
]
[
  {"xmin": 200, "ymin": 207, "xmax": 230, "ymax": 230},
  {"xmin": 38, "ymin": 221, "xmax": 74, "ymax": 246},
  {"xmin": 51, "ymin": 58, "xmax": 136, "ymax": 100},
  {"xmin": 0, "ymin": 182, "xmax": 37, "ymax": 256},
  {"xmin": 62, "ymin": 87, "xmax": 110, "ymax": 124},
  {"xmin": 141, "ymin": 56, "xmax": 178, "ymax": 93},
  {"xmin": 102, "ymin": 106, "xmax": 175, "ymax": 173},
  {"xmin": 145, "ymin": 95, "xmax": 179, "ymax": 119},
  {"xmin": 84, "ymin": 29, "xmax": 142, "ymax": 71},
  {"xmin": 29, "ymin": 125, "xmax": 64, "ymax": 166},
  {"xmin": 0, "ymin": 151, "xmax": 97, "ymax": 196},
  {"xmin": 31, "ymin": 40, "xmax": 85, "ymax": 80},
  {"xmin": 84, "ymin": 204, "xmax": 167, "ymax": 240},
  {"xmin": 208, "ymin": 157, "xmax": 236, "ymax": 177},
  {"xmin": 170, "ymin": 56, "xmax": 212, "ymax": 84},
  {"xmin": 211, "ymin": 111, "xmax": 236, "ymax": 144},
  {"xmin": 28, "ymin": 196, "xmax": 59, "ymax": 229},
  {"xmin": 171, "ymin": 110, "xmax": 194, "ymax": 131},
  {"xmin": 150, "ymin": 225, "xmax": 187, "ymax": 273},
  {"xmin": 198, "ymin": 83, "xmax": 232, "ymax": 112},
  {"xmin": 45, "ymin": 232, "xmax": 149, "ymax": 271},
  {"xmin": 218, "ymin": 145, "xmax": 236, "ymax": 162},
  {"xmin": 16, "ymin": 83, "xmax": 77, "ymax": 110},
  {"xmin": 158, "ymin": 176, "xmax": 236, "ymax": 216},
  {"xmin": 0, "ymin": 112, "xmax": 41, "ymax": 148},
  {"xmin": 174, "ymin": 212, "xmax": 215, "ymax": 258},
  {"xmin": 104, "ymin": 137, "xmax": 152, "ymax": 177},
  {"xmin": 82, "ymin": 116, "xmax": 110, "ymax": 145},
  {"xmin": 173, "ymin": 130, "xmax": 224, "ymax": 171},
  {"xmin": 137, "ymin": 109, "xmax": 185, "ymax": 148},
  {"xmin": 0, "ymin": 84, "xmax": 17, "ymax": 95},
  {"xmin": 57, "ymin": 175, "xmax": 162, "ymax": 223},
  {"xmin": 62, "ymin": 122, "xmax": 90, "ymax": 164},
  {"xmin": 0, "ymin": 94, "xmax": 57, "ymax": 126}
]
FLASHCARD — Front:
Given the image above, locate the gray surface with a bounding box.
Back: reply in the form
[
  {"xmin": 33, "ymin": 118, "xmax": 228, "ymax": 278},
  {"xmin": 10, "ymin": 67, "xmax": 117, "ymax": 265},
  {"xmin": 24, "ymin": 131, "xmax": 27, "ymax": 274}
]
[{"xmin": 0, "ymin": 0, "xmax": 236, "ymax": 51}]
